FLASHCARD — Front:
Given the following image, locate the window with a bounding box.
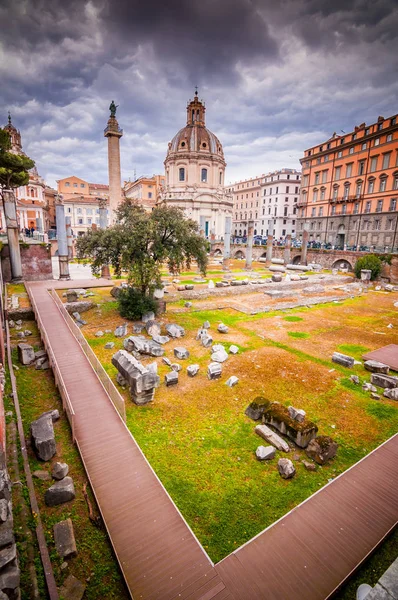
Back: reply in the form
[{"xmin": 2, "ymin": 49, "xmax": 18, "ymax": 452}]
[
  {"xmin": 365, "ymin": 201, "xmax": 371, "ymax": 213},
  {"xmin": 356, "ymin": 182, "xmax": 362, "ymax": 197},
  {"xmin": 320, "ymin": 188, "xmax": 325, "ymax": 200},
  {"xmin": 315, "ymin": 172, "xmax": 320, "ymax": 184},
  {"xmin": 377, "ymin": 200, "xmax": 383, "ymax": 212},
  {"xmin": 352, "ymin": 133, "xmax": 357, "ymax": 141},
  {"xmin": 87, "ymin": 218, "xmax": 92, "ymax": 225},
  {"xmin": 302, "ymin": 175, "xmax": 308, "ymax": 186},
  {"xmin": 389, "ymin": 199, "xmax": 397, "ymax": 211},
  {"xmin": 335, "ymin": 166, "xmax": 341, "ymax": 180},
  {"xmin": 201, "ymin": 168, "xmax": 207, "ymax": 182},
  {"xmin": 295, "ymin": 186, "xmax": 299, "ymax": 193},
  {"xmin": 77, "ymin": 208, "xmax": 82, "ymax": 214},
  {"xmin": 331, "ymin": 205, "xmax": 336, "ymax": 215},
  {"xmin": 387, "ymin": 134, "xmax": 393, "ymax": 142},
  {"xmin": 179, "ymin": 167, "xmax": 185, "ymax": 181},
  {"xmin": 337, "ymin": 151, "xmax": 343, "ymax": 158},
  {"xmin": 382, "ymin": 153, "xmax": 391, "ymax": 169},
  {"xmin": 73, "ymin": 183, "xmax": 78, "ymax": 187},
  {"xmin": 311, "ymin": 208, "xmax": 316, "ymax": 217},
  {"xmin": 343, "ymin": 183, "xmax": 350, "ymax": 199},
  {"xmin": 365, "ymin": 128, "xmax": 370, "ymax": 135},
  {"xmin": 148, "ymin": 192, "xmax": 152, "ymax": 198},
  {"xmin": 313, "ymin": 189, "xmax": 318, "ymax": 202},
  {"xmin": 65, "ymin": 182, "xmax": 70, "ymax": 187},
  {"xmin": 374, "ymin": 220, "xmax": 381, "ymax": 230},
  {"xmin": 219, "ymin": 172, "xmax": 222, "ymax": 184},
  {"xmin": 284, "ymin": 207, "xmax": 288, "ymax": 216},
  {"xmin": 67, "ymin": 207, "xmax": 71, "ymax": 213},
  {"xmin": 349, "ymin": 147, "xmax": 354, "ymax": 154},
  {"xmin": 319, "ymin": 206, "xmax": 323, "ymax": 217},
  {"xmin": 322, "ymin": 171, "xmax": 328, "ymax": 183},
  {"xmin": 286, "ymin": 186, "xmax": 289, "ymax": 193},
  {"xmin": 86, "ymin": 208, "xmax": 92, "ymax": 215},
  {"xmin": 332, "ymin": 185, "xmax": 338, "ymax": 199},
  {"xmin": 370, "ymin": 156, "xmax": 378, "ymax": 172},
  {"xmin": 361, "ymin": 143, "xmax": 367, "ymax": 150},
  {"xmin": 358, "ymin": 160, "xmax": 365, "ymax": 175},
  {"xmin": 342, "ymin": 204, "xmax": 347, "ymax": 215},
  {"xmin": 324, "ymin": 155, "xmax": 329, "ymax": 162},
  {"xmin": 368, "ymin": 179, "xmax": 375, "ymax": 193},
  {"xmin": 379, "ymin": 177, "xmax": 387, "ymax": 192},
  {"xmin": 393, "ymin": 174, "xmax": 398, "ymax": 190},
  {"xmin": 78, "ymin": 218, "xmax": 83, "ymax": 225},
  {"xmin": 374, "ymin": 138, "xmax": 380, "ymax": 146},
  {"xmin": 80, "ymin": 183, "xmax": 85, "ymax": 188},
  {"xmin": 354, "ymin": 202, "xmax": 359, "ymax": 214},
  {"xmin": 391, "ymin": 117, "xmax": 396, "ymax": 126},
  {"xmin": 346, "ymin": 163, "xmax": 353, "ymax": 177},
  {"xmin": 377, "ymin": 122, "xmax": 383, "ymax": 131}
]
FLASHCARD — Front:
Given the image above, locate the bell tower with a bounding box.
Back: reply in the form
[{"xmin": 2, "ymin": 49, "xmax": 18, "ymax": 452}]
[
  {"xmin": 186, "ymin": 89, "xmax": 206, "ymax": 127},
  {"xmin": 104, "ymin": 101, "xmax": 123, "ymax": 222},
  {"xmin": 4, "ymin": 113, "xmax": 22, "ymax": 153}
]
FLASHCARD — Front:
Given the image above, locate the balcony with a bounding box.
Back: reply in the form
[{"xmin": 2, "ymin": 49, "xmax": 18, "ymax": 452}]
[
  {"xmin": 330, "ymin": 193, "xmax": 363, "ymax": 204},
  {"xmin": 104, "ymin": 124, "xmax": 123, "ymax": 136},
  {"xmin": 297, "ymin": 199, "xmax": 308, "ymax": 208}
]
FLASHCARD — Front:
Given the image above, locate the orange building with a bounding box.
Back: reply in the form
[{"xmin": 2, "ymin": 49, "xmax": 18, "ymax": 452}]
[
  {"xmin": 57, "ymin": 176, "xmax": 109, "ymax": 235},
  {"xmin": 298, "ymin": 113, "xmax": 398, "ymax": 251},
  {"xmin": 123, "ymin": 174, "xmax": 165, "ymax": 211}
]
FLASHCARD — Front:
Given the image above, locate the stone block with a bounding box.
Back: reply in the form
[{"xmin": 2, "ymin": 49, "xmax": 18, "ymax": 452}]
[
  {"xmin": 217, "ymin": 323, "xmax": 229, "ymax": 334},
  {"xmin": 255, "ymin": 446, "xmax": 276, "ymax": 461},
  {"xmin": 211, "ymin": 348, "xmax": 229, "ymax": 363},
  {"xmin": 31, "ymin": 415, "xmax": 56, "ymax": 461},
  {"xmin": 53, "ymin": 518, "xmax": 77, "ymax": 559},
  {"xmin": 288, "ymin": 406, "xmax": 306, "ymax": 423},
  {"xmin": 166, "ymin": 324, "xmax": 185, "ymax": 338},
  {"xmin": 124, "ymin": 336, "xmax": 164, "ymax": 357},
  {"xmin": 104, "ymin": 342, "xmax": 115, "ymax": 349},
  {"xmin": 65, "ymin": 301, "xmax": 95, "ymax": 314},
  {"xmin": 371, "ymin": 373, "xmax": 398, "ymax": 389},
  {"xmin": 146, "ymin": 321, "xmax": 161, "ymax": 337},
  {"xmin": 263, "ymin": 402, "xmax": 317, "ymax": 448},
  {"xmin": 229, "ymin": 345, "xmax": 239, "ymax": 354},
  {"xmin": 45, "ymin": 477, "xmax": 75, "ymax": 506},
  {"xmin": 51, "ymin": 462, "xmax": 69, "ymax": 480},
  {"xmin": 207, "ymin": 363, "xmax": 222, "ymax": 380},
  {"xmin": 306, "ymin": 436, "xmax": 338, "ymax": 465},
  {"xmin": 332, "ymin": 352, "xmax": 355, "ymax": 368},
  {"xmin": 17, "ymin": 343, "xmax": 35, "ymax": 365},
  {"xmin": 225, "ymin": 376, "xmax": 239, "ymax": 387},
  {"xmin": 142, "ymin": 311, "xmax": 155, "ymax": 323},
  {"xmin": 255, "ymin": 424, "xmax": 290, "ymax": 452},
  {"xmin": 114, "ymin": 324, "xmax": 128, "ymax": 337},
  {"xmin": 278, "ymin": 458, "xmax": 296, "ymax": 479},
  {"xmin": 201, "ymin": 335, "xmax": 213, "ymax": 348},
  {"xmin": 165, "ymin": 371, "xmax": 178, "ymax": 386},
  {"xmin": 112, "ymin": 350, "xmax": 159, "ymax": 405},
  {"xmin": 364, "ymin": 360, "xmax": 390, "ymax": 374},
  {"xmin": 59, "ymin": 574, "xmax": 86, "ymax": 600},
  {"xmin": 384, "ymin": 388, "xmax": 398, "ymax": 400},
  {"xmin": 187, "ymin": 365, "xmax": 199, "ymax": 377},
  {"xmin": 171, "ymin": 363, "xmax": 182, "ymax": 372},
  {"xmin": 0, "ymin": 558, "xmax": 20, "ymax": 597},
  {"xmin": 174, "ymin": 347, "xmax": 189, "ymax": 360},
  {"xmin": 245, "ymin": 399, "xmax": 270, "ymax": 421}
]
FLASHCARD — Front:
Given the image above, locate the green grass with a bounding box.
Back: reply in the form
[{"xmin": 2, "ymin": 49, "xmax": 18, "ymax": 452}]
[
  {"xmin": 338, "ymin": 344, "xmax": 371, "ymax": 359},
  {"xmin": 287, "ymin": 331, "xmax": 310, "ymax": 339},
  {"xmin": 282, "ymin": 316, "xmax": 303, "ymax": 322},
  {"xmin": 8, "ymin": 344, "xmax": 129, "ymax": 599}
]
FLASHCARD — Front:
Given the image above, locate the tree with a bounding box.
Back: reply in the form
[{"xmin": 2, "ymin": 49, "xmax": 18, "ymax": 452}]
[
  {"xmin": 354, "ymin": 254, "xmax": 382, "ymax": 280},
  {"xmin": 0, "ymin": 128, "xmax": 35, "ymax": 197},
  {"xmin": 76, "ymin": 200, "xmax": 208, "ymax": 295}
]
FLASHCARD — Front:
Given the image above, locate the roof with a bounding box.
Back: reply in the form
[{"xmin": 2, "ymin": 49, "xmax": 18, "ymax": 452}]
[
  {"xmin": 168, "ymin": 124, "xmax": 225, "ymax": 160},
  {"xmin": 89, "ymin": 183, "xmax": 109, "ymax": 190}
]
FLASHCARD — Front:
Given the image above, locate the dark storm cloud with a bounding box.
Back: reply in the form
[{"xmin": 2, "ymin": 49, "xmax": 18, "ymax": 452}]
[{"xmin": 1, "ymin": 0, "xmax": 397, "ymax": 185}]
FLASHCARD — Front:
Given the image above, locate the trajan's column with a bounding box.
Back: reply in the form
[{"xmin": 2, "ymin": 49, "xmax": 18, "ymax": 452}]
[{"xmin": 104, "ymin": 101, "xmax": 123, "ymax": 222}]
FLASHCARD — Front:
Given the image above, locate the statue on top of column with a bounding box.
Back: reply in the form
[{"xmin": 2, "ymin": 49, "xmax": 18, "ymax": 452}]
[{"xmin": 109, "ymin": 100, "xmax": 118, "ymax": 117}]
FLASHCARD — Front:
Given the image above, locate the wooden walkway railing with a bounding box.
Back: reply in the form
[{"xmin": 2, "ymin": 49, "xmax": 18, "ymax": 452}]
[{"xmin": 25, "ymin": 278, "xmax": 398, "ymax": 600}]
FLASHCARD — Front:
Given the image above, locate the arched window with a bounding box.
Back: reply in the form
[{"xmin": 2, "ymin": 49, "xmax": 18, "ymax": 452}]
[
  {"xmin": 393, "ymin": 171, "xmax": 398, "ymax": 190},
  {"xmin": 219, "ymin": 172, "xmax": 222, "ymax": 185},
  {"xmin": 368, "ymin": 177, "xmax": 375, "ymax": 194},
  {"xmin": 343, "ymin": 182, "xmax": 350, "ymax": 199},
  {"xmin": 179, "ymin": 167, "xmax": 185, "ymax": 182},
  {"xmin": 379, "ymin": 174, "xmax": 387, "ymax": 192},
  {"xmin": 332, "ymin": 184, "xmax": 338, "ymax": 199},
  {"xmin": 201, "ymin": 168, "xmax": 207, "ymax": 183},
  {"xmin": 320, "ymin": 187, "xmax": 326, "ymax": 200},
  {"xmin": 312, "ymin": 188, "xmax": 318, "ymax": 202},
  {"xmin": 356, "ymin": 180, "xmax": 363, "ymax": 198}
]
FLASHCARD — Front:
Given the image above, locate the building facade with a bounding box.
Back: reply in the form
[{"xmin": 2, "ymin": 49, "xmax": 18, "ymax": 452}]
[
  {"xmin": 57, "ymin": 176, "xmax": 110, "ymax": 236},
  {"xmin": 298, "ymin": 113, "xmax": 398, "ymax": 251},
  {"xmin": 124, "ymin": 174, "xmax": 165, "ymax": 211},
  {"xmin": 1, "ymin": 115, "xmax": 49, "ymax": 233},
  {"xmin": 158, "ymin": 91, "xmax": 233, "ymax": 238},
  {"xmin": 228, "ymin": 168, "xmax": 301, "ymax": 239}
]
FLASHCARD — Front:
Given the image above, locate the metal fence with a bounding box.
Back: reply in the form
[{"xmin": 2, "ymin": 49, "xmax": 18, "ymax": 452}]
[
  {"xmin": 27, "ymin": 288, "xmax": 76, "ymax": 442},
  {"xmin": 51, "ymin": 290, "xmax": 126, "ymax": 422}
]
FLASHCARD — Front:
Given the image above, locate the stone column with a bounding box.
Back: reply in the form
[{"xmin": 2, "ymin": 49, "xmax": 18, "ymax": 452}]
[
  {"xmin": 245, "ymin": 220, "xmax": 254, "ymax": 269},
  {"xmin": 301, "ymin": 225, "xmax": 309, "ymax": 265},
  {"xmin": 209, "ymin": 229, "xmax": 216, "ymax": 257},
  {"xmin": 266, "ymin": 235, "xmax": 273, "ymax": 263},
  {"xmin": 284, "ymin": 234, "xmax": 292, "ymax": 265},
  {"xmin": 36, "ymin": 217, "xmax": 43, "ymax": 233},
  {"xmin": 104, "ymin": 113, "xmax": 123, "ymax": 223},
  {"xmin": 98, "ymin": 199, "xmax": 111, "ymax": 279},
  {"xmin": 199, "ymin": 215, "xmax": 206, "ymax": 237},
  {"xmin": 223, "ymin": 216, "xmax": 231, "ymax": 270},
  {"xmin": 55, "ymin": 200, "xmax": 70, "ymax": 280},
  {"xmin": 3, "ymin": 189, "xmax": 22, "ymax": 282},
  {"xmin": 65, "ymin": 216, "xmax": 73, "ymax": 259}
]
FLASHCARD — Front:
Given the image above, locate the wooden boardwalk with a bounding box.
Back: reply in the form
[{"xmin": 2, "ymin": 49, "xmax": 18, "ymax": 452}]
[{"xmin": 26, "ymin": 279, "xmax": 398, "ymax": 600}]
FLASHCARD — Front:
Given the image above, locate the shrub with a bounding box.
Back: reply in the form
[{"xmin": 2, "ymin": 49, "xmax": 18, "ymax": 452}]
[
  {"xmin": 118, "ymin": 286, "xmax": 158, "ymax": 321},
  {"xmin": 354, "ymin": 254, "xmax": 382, "ymax": 280}
]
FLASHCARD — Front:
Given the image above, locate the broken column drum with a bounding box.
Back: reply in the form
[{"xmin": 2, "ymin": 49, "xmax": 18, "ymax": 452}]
[
  {"xmin": 55, "ymin": 199, "xmax": 70, "ymax": 280},
  {"xmin": 112, "ymin": 350, "xmax": 160, "ymax": 405}
]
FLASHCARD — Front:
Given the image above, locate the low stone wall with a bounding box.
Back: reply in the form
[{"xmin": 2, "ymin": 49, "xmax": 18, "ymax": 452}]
[{"xmin": 1, "ymin": 243, "xmax": 53, "ymax": 282}]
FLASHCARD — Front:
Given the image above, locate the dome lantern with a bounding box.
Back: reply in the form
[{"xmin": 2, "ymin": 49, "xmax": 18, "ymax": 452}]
[{"xmin": 186, "ymin": 89, "xmax": 206, "ymax": 127}]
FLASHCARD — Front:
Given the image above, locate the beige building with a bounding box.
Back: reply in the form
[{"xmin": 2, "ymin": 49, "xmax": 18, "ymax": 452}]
[
  {"xmin": 124, "ymin": 174, "xmax": 165, "ymax": 211},
  {"xmin": 158, "ymin": 91, "xmax": 233, "ymax": 238},
  {"xmin": 57, "ymin": 176, "xmax": 109, "ymax": 236},
  {"xmin": 1, "ymin": 115, "xmax": 49, "ymax": 233},
  {"xmin": 228, "ymin": 168, "xmax": 301, "ymax": 239}
]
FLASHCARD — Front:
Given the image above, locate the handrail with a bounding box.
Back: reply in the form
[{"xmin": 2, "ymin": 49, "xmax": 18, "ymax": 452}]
[
  {"xmin": 27, "ymin": 288, "xmax": 76, "ymax": 442},
  {"xmin": 51, "ymin": 290, "xmax": 126, "ymax": 422}
]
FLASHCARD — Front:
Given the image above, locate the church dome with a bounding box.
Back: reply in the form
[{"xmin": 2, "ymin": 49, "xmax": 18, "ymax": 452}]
[{"xmin": 166, "ymin": 91, "xmax": 225, "ymax": 162}]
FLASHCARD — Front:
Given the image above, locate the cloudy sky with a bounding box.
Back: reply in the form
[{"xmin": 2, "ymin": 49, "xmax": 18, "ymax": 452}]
[{"xmin": 1, "ymin": 0, "xmax": 398, "ymax": 188}]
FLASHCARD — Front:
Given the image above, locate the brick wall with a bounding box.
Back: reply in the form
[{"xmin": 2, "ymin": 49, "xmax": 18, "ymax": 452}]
[{"xmin": 1, "ymin": 243, "xmax": 53, "ymax": 281}]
